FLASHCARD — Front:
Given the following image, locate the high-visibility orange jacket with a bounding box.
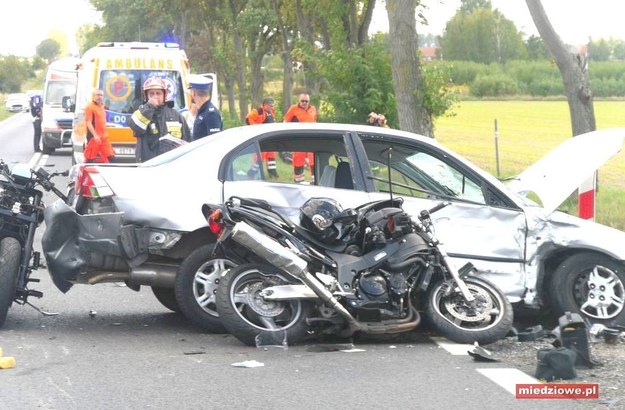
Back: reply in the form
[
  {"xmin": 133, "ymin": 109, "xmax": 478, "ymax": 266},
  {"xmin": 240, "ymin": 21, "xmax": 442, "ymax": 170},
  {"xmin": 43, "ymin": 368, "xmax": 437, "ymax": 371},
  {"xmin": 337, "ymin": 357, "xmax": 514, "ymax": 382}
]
[
  {"xmin": 246, "ymin": 106, "xmax": 276, "ymax": 124},
  {"xmin": 283, "ymin": 104, "xmax": 317, "ymax": 123}
]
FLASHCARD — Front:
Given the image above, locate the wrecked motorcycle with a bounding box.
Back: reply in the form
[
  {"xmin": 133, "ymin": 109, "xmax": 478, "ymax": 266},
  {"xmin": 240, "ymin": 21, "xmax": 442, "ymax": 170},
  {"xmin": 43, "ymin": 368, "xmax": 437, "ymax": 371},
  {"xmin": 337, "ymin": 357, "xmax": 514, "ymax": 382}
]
[
  {"xmin": 209, "ymin": 196, "xmax": 513, "ymax": 346},
  {"xmin": 0, "ymin": 159, "xmax": 67, "ymax": 327}
]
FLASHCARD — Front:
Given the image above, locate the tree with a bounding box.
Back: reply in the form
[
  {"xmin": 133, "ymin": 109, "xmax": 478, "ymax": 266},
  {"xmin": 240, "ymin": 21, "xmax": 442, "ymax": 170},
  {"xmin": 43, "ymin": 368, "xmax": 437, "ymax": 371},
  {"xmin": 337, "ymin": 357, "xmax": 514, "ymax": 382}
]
[
  {"xmin": 0, "ymin": 56, "xmax": 30, "ymax": 93},
  {"xmin": 441, "ymin": 6, "xmax": 527, "ymax": 63},
  {"xmin": 386, "ymin": 0, "xmax": 433, "ymax": 137},
  {"xmin": 525, "ymin": 34, "xmax": 550, "ymax": 60},
  {"xmin": 589, "ymin": 38, "xmax": 611, "ymax": 61},
  {"xmin": 459, "ymin": 0, "xmax": 492, "ymax": 14},
  {"xmin": 525, "ymin": 0, "xmax": 595, "ymax": 136},
  {"xmin": 36, "ymin": 39, "xmax": 61, "ymax": 62}
]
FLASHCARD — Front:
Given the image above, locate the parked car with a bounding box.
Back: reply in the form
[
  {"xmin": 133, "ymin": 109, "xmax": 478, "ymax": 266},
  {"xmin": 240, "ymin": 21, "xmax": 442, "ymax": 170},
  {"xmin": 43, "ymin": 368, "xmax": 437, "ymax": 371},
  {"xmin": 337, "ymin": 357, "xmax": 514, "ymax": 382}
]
[
  {"xmin": 5, "ymin": 93, "xmax": 30, "ymax": 112},
  {"xmin": 42, "ymin": 123, "xmax": 625, "ymax": 331}
]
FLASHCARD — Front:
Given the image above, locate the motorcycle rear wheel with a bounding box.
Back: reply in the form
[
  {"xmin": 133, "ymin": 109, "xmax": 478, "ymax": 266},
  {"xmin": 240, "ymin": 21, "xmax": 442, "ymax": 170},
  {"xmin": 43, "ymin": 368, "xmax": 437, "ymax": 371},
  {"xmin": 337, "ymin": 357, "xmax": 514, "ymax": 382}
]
[
  {"xmin": 0, "ymin": 238, "xmax": 22, "ymax": 328},
  {"xmin": 216, "ymin": 263, "xmax": 311, "ymax": 347},
  {"xmin": 426, "ymin": 276, "xmax": 513, "ymax": 345}
]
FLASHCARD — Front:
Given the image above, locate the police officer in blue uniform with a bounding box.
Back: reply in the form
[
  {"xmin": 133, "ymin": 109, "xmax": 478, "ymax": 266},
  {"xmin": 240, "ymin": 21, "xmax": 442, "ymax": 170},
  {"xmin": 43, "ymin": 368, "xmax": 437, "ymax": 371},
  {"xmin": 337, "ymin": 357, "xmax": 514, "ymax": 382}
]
[{"xmin": 188, "ymin": 75, "xmax": 222, "ymax": 140}]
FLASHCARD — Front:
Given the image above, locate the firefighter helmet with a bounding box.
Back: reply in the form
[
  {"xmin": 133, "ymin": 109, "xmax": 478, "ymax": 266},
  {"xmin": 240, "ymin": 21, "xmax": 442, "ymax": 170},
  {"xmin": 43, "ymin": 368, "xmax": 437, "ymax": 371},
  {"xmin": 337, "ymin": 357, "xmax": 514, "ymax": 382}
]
[{"xmin": 142, "ymin": 77, "xmax": 167, "ymax": 100}]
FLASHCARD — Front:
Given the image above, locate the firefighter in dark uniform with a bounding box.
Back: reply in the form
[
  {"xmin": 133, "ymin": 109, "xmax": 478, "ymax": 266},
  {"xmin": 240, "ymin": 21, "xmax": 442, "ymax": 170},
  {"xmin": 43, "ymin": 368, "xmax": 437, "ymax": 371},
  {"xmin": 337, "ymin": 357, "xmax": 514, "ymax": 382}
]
[
  {"xmin": 188, "ymin": 75, "xmax": 222, "ymax": 140},
  {"xmin": 128, "ymin": 77, "xmax": 191, "ymax": 162}
]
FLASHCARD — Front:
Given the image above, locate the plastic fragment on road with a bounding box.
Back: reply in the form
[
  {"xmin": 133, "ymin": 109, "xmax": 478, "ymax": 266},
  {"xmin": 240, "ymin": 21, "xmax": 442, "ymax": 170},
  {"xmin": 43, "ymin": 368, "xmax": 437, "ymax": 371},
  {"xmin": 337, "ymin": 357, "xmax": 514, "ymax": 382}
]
[
  {"xmin": 0, "ymin": 350, "xmax": 16, "ymax": 369},
  {"xmin": 231, "ymin": 360, "xmax": 265, "ymax": 368},
  {"xmin": 340, "ymin": 348, "xmax": 366, "ymax": 353},
  {"xmin": 468, "ymin": 342, "xmax": 500, "ymax": 362}
]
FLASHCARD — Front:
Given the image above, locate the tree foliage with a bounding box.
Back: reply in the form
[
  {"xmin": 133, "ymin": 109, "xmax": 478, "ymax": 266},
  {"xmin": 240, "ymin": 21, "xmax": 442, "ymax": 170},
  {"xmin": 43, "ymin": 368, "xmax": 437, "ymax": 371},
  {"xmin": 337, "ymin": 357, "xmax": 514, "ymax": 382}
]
[
  {"xmin": 81, "ymin": 0, "xmax": 453, "ymax": 129},
  {"xmin": 0, "ymin": 56, "xmax": 31, "ymax": 93},
  {"xmin": 36, "ymin": 39, "xmax": 61, "ymax": 62},
  {"xmin": 441, "ymin": 6, "xmax": 527, "ymax": 63}
]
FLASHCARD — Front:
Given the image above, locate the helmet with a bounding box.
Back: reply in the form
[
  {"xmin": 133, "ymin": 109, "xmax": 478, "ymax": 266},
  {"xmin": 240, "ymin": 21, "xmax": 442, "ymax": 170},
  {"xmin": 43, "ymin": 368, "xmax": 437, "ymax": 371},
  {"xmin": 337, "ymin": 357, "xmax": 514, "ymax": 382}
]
[
  {"xmin": 300, "ymin": 197, "xmax": 343, "ymax": 243},
  {"xmin": 142, "ymin": 77, "xmax": 167, "ymax": 100}
]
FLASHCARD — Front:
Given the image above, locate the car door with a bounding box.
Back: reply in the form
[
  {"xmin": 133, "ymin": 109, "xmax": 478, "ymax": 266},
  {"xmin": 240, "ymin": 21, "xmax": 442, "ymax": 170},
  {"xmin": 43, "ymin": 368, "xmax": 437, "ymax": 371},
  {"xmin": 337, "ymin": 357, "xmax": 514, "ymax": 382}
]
[
  {"xmin": 350, "ymin": 131, "xmax": 529, "ymax": 300},
  {"xmin": 222, "ymin": 130, "xmax": 371, "ymax": 222}
]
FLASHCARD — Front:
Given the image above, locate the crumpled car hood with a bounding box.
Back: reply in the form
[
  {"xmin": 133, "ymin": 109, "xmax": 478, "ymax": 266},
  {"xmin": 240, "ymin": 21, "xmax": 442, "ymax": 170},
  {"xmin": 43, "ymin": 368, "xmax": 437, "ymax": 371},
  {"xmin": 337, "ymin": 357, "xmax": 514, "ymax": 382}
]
[{"xmin": 506, "ymin": 128, "xmax": 625, "ymax": 214}]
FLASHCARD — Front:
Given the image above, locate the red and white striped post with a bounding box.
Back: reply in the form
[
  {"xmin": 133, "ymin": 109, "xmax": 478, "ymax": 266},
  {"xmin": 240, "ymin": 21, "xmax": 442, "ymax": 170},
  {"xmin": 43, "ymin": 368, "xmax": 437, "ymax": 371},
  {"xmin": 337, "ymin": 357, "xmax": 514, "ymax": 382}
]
[{"xmin": 578, "ymin": 172, "xmax": 596, "ymax": 220}]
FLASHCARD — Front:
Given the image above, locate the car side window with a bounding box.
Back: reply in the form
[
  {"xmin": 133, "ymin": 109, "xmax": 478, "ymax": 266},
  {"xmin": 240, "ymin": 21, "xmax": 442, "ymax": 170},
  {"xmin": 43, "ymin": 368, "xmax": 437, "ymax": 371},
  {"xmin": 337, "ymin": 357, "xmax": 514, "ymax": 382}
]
[
  {"xmin": 361, "ymin": 139, "xmax": 486, "ymax": 204},
  {"xmin": 226, "ymin": 133, "xmax": 352, "ymax": 188}
]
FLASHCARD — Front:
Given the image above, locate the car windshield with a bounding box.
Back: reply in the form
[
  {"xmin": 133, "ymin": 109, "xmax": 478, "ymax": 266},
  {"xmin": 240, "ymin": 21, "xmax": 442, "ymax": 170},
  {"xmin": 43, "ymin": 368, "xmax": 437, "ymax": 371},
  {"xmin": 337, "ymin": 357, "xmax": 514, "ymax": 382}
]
[
  {"xmin": 45, "ymin": 80, "xmax": 76, "ymax": 105},
  {"xmin": 99, "ymin": 69, "xmax": 185, "ymax": 114}
]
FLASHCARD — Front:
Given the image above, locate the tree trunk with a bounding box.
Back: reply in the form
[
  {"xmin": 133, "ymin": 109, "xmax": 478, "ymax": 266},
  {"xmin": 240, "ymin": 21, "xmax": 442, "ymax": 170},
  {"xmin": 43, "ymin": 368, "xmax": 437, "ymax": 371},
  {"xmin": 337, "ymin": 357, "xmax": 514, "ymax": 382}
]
[
  {"xmin": 225, "ymin": 77, "xmax": 238, "ymax": 121},
  {"xmin": 249, "ymin": 52, "xmax": 265, "ymax": 109},
  {"xmin": 273, "ymin": 0, "xmax": 294, "ymax": 113},
  {"xmin": 525, "ymin": 0, "xmax": 596, "ymax": 136},
  {"xmin": 386, "ymin": 0, "xmax": 433, "ymax": 137}
]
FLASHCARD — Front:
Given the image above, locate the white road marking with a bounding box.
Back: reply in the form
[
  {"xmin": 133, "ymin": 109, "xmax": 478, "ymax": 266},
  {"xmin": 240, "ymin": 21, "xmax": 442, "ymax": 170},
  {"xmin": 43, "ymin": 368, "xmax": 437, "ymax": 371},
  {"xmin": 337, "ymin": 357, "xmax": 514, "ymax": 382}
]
[
  {"xmin": 432, "ymin": 337, "xmax": 540, "ymax": 396},
  {"xmin": 477, "ymin": 368, "xmax": 540, "ymax": 395},
  {"xmin": 431, "ymin": 336, "xmax": 473, "ymax": 355},
  {"xmin": 29, "ymin": 152, "xmax": 42, "ymax": 169}
]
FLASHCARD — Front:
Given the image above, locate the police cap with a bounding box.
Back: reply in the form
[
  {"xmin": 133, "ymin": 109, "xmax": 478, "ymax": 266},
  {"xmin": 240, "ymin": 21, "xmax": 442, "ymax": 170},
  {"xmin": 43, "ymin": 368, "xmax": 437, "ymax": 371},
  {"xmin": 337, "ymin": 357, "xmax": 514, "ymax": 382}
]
[{"xmin": 187, "ymin": 75, "xmax": 213, "ymax": 90}]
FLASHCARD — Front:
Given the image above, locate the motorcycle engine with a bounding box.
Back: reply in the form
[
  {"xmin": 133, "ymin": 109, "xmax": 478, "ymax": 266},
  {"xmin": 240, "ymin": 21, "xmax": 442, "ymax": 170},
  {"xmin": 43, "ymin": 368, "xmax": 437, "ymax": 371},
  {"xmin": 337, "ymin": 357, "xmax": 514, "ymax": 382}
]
[
  {"xmin": 358, "ymin": 274, "xmax": 388, "ymax": 301},
  {"xmin": 357, "ymin": 271, "xmax": 409, "ymax": 301}
]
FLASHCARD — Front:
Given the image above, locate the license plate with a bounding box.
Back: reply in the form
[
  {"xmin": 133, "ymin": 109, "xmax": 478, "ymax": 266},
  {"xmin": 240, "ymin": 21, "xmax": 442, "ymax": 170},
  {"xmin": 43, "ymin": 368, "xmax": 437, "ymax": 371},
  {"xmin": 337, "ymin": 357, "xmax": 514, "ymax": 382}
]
[{"xmin": 114, "ymin": 146, "xmax": 135, "ymax": 155}]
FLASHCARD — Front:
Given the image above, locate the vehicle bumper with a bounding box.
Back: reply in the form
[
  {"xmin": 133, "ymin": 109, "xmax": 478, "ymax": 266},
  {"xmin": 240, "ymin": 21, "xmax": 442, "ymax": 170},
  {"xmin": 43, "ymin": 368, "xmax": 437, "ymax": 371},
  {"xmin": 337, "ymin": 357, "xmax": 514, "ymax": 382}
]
[
  {"xmin": 41, "ymin": 200, "xmax": 131, "ymax": 292},
  {"xmin": 43, "ymin": 129, "xmax": 72, "ymax": 149}
]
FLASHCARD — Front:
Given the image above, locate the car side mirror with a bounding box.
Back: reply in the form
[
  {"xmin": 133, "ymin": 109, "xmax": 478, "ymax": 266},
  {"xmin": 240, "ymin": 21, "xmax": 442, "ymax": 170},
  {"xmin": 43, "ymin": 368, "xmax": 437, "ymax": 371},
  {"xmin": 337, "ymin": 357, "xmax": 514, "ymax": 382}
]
[{"xmin": 62, "ymin": 96, "xmax": 75, "ymax": 112}]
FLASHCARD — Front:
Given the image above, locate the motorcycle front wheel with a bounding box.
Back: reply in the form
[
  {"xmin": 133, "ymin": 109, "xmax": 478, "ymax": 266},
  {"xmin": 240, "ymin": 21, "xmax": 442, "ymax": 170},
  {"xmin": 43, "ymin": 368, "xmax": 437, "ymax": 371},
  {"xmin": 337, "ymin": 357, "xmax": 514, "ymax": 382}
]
[
  {"xmin": 0, "ymin": 238, "xmax": 22, "ymax": 328},
  {"xmin": 426, "ymin": 276, "xmax": 513, "ymax": 345},
  {"xmin": 216, "ymin": 263, "xmax": 311, "ymax": 347}
]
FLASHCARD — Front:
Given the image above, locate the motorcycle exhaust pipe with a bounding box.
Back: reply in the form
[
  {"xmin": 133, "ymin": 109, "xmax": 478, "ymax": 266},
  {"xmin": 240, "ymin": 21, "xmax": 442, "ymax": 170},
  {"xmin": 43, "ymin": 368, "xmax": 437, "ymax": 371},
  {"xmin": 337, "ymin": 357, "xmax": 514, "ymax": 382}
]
[
  {"xmin": 231, "ymin": 222, "xmax": 363, "ymax": 331},
  {"xmin": 87, "ymin": 263, "xmax": 177, "ymax": 288}
]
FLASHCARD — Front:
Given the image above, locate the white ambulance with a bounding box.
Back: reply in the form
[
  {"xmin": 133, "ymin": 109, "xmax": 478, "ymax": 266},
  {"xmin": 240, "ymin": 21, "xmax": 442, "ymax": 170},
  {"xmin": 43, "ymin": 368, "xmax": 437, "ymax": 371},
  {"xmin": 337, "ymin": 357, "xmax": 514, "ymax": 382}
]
[
  {"xmin": 69, "ymin": 42, "xmax": 216, "ymax": 163},
  {"xmin": 41, "ymin": 58, "xmax": 79, "ymax": 154}
]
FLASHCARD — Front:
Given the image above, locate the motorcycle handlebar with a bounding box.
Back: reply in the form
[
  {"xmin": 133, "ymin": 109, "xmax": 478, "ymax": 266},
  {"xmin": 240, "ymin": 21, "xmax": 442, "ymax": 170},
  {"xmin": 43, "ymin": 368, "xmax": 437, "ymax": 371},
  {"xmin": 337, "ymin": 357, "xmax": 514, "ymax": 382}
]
[
  {"xmin": 33, "ymin": 167, "xmax": 69, "ymax": 202},
  {"xmin": 421, "ymin": 201, "xmax": 451, "ymax": 218}
]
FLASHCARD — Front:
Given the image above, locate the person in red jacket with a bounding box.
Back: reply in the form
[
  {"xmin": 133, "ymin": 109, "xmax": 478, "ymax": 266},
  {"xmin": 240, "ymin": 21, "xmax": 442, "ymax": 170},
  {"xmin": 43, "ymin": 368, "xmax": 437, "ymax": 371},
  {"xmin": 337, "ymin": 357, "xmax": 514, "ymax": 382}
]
[
  {"xmin": 284, "ymin": 93, "xmax": 316, "ymax": 183},
  {"xmin": 83, "ymin": 89, "xmax": 115, "ymax": 163},
  {"xmin": 246, "ymin": 98, "xmax": 278, "ymax": 178}
]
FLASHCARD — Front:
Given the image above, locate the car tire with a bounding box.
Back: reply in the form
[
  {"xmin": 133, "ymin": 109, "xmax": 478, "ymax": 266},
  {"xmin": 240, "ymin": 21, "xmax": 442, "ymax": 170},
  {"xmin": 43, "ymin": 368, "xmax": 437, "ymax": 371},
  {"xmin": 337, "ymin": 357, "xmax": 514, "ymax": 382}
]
[
  {"xmin": 550, "ymin": 252, "xmax": 625, "ymax": 325},
  {"xmin": 175, "ymin": 244, "xmax": 236, "ymax": 333},
  {"xmin": 151, "ymin": 286, "xmax": 181, "ymax": 313},
  {"xmin": 0, "ymin": 238, "xmax": 21, "ymax": 328}
]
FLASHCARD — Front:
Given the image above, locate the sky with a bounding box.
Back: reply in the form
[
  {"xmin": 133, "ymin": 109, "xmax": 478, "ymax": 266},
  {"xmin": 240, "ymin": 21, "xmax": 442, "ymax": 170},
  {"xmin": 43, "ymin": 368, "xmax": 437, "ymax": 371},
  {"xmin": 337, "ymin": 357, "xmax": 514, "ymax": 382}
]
[
  {"xmin": 1, "ymin": 0, "xmax": 623, "ymax": 57},
  {"xmin": 1, "ymin": 0, "xmax": 101, "ymax": 57}
]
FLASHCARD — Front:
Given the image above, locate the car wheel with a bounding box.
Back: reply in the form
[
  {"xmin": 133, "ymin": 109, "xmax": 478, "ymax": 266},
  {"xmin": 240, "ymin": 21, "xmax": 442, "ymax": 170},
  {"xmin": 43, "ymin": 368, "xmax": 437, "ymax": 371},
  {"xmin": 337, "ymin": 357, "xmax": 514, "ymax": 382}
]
[
  {"xmin": 550, "ymin": 252, "xmax": 625, "ymax": 325},
  {"xmin": 175, "ymin": 244, "xmax": 237, "ymax": 333},
  {"xmin": 151, "ymin": 286, "xmax": 181, "ymax": 313}
]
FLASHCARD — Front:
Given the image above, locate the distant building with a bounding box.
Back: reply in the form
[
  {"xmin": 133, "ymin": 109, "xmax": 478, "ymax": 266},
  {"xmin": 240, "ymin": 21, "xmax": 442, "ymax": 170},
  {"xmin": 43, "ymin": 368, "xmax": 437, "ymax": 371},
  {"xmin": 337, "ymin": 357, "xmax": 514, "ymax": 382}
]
[{"xmin": 419, "ymin": 46, "xmax": 441, "ymax": 61}]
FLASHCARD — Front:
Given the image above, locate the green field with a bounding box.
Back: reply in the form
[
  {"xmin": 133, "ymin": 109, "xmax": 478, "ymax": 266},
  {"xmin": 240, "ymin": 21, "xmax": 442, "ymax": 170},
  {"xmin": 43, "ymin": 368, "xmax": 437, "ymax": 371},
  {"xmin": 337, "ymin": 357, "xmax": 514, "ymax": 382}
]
[{"xmin": 433, "ymin": 100, "xmax": 625, "ymax": 229}]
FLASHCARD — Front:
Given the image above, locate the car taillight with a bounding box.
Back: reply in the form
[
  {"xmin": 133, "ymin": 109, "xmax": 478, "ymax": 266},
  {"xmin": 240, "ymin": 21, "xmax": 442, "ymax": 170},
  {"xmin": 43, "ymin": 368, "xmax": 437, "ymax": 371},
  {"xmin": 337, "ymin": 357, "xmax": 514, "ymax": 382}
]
[
  {"xmin": 75, "ymin": 166, "xmax": 115, "ymax": 199},
  {"xmin": 207, "ymin": 208, "xmax": 224, "ymax": 237}
]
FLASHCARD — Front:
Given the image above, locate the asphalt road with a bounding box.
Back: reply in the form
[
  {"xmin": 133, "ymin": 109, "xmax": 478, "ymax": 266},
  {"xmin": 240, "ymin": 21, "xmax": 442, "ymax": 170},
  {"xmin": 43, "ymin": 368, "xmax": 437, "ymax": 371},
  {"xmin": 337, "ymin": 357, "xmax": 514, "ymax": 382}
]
[{"xmin": 0, "ymin": 113, "xmax": 583, "ymax": 409}]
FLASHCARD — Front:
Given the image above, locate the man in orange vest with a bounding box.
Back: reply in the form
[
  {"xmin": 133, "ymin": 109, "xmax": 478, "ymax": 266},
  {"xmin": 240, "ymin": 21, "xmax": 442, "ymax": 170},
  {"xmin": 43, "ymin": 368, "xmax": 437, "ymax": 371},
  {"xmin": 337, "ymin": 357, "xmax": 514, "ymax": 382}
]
[
  {"xmin": 283, "ymin": 93, "xmax": 316, "ymax": 183},
  {"xmin": 246, "ymin": 98, "xmax": 278, "ymax": 178},
  {"xmin": 84, "ymin": 89, "xmax": 115, "ymax": 163}
]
